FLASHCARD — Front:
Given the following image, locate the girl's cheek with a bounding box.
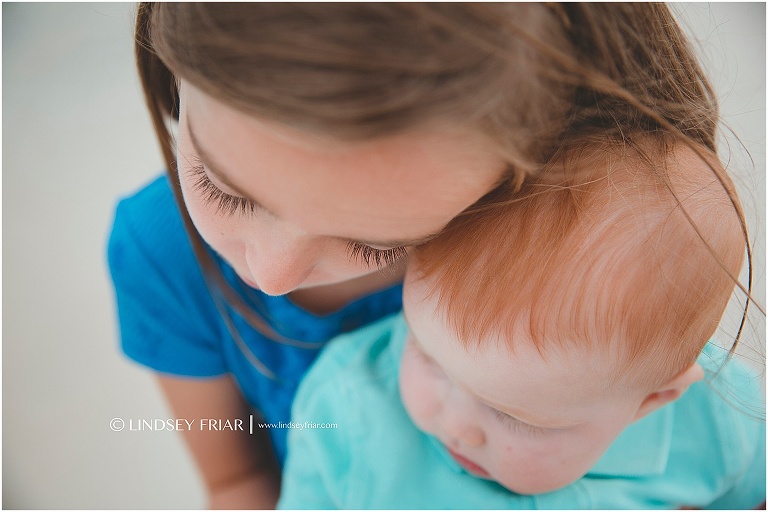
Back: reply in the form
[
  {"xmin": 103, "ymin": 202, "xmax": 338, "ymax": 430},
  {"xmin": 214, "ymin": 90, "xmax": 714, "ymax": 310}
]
[
  {"xmin": 177, "ymin": 172, "xmax": 209, "ymax": 225},
  {"xmin": 178, "ymin": 174, "xmax": 235, "ymax": 248},
  {"xmin": 185, "ymin": 199, "xmax": 222, "ymax": 246}
]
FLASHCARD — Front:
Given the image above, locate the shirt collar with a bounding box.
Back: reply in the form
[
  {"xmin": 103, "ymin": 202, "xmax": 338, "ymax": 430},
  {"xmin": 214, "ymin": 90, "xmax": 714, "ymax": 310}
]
[
  {"xmin": 587, "ymin": 404, "xmax": 674, "ymax": 477},
  {"xmin": 589, "ymin": 341, "xmax": 726, "ymax": 478}
]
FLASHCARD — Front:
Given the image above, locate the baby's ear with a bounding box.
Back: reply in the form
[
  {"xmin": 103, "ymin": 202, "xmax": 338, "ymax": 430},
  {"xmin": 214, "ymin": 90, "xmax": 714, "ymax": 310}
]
[{"xmin": 632, "ymin": 363, "xmax": 704, "ymax": 422}]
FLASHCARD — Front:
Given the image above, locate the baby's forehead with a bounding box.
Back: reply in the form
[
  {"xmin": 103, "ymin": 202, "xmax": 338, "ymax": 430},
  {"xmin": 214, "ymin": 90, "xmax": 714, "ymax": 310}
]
[
  {"xmin": 416, "ymin": 312, "xmax": 643, "ymax": 420},
  {"xmin": 405, "ymin": 274, "xmax": 636, "ymax": 392}
]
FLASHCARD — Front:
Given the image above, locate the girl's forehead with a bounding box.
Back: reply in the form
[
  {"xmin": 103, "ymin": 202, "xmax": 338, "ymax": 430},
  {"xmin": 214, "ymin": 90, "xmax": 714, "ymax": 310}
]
[{"xmin": 180, "ymin": 82, "xmax": 507, "ymax": 244}]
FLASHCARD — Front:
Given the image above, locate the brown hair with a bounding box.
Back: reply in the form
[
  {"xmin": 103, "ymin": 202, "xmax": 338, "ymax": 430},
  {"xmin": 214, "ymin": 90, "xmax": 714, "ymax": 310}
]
[
  {"xmin": 413, "ymin": 140, "xmax": 745, "ymax": 391},
  {"xmin": 133, "ymin": 3, "xmax": 756, "ymax": 353}
]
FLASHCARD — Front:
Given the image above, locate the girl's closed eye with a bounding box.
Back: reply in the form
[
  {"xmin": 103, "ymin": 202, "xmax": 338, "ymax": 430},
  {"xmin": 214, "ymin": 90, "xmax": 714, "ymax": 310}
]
[
  {"xmin": 493, "ymin": 409, "xmax": 545, "ymax": 436},
  {"xmin": 187, "ymin": 158, "xmax": 260, "ymax": 217},
  {"xmin": 346, "ymin": 242, "xmax": 409, "ymax": 269},
  {"xmin": 186, "ymin": 157, "xmax": 409, "ymax": 269}
]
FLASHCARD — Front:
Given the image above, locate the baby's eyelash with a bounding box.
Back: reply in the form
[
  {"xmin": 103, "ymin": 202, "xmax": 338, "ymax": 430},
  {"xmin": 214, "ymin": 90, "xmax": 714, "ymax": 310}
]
[
  {"xmin": 187, "ymin": 161, "xmax": 258, "ymax": 217},
  {"xmin": 493, "ymin": 410, "xmax": 545, "ymax": 436},
  {"xmin": 346, "ymin": 241, "xmax": 408, "ymax": 269}
]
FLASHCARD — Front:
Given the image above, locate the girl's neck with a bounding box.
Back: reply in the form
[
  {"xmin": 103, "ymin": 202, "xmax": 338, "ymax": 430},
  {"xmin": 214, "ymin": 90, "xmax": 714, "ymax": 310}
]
[{"xmin": 287, "ymin": 265, "xmax": 405, "ymax": 316}]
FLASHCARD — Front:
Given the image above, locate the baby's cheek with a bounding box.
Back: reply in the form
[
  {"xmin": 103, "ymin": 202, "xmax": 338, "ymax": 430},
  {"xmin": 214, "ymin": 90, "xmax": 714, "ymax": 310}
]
[
  {"xmin": 493, "ymin": 435, "xmax": 588, "ymax": 495},
  {"xmin": 399, "ymin": 356, "xmax": 442, "ymax": 432}
]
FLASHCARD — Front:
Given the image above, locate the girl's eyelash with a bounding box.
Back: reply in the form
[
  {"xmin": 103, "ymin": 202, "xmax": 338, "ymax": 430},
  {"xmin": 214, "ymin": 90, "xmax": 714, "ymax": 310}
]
[
  {"xmin": 346, "ymin": 241, "xmax": 409, "ymax": 269},
  {"xmin": 185, "ymin": 159, "xmax": 408, "ymax": 268},
  {"xmin": 493, "ymin": 410, "xmax": 545, "ymax": 436},
  {"xmin": 187, "ymin": 161, "xmax": 259, "ymax": 217}
]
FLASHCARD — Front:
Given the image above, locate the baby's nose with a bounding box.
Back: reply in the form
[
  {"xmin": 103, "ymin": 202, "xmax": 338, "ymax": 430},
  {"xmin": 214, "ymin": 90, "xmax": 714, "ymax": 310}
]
[
  {"xmin": 459, "ymin": 425, "xmax": 486, "ymax": 447},
  {"xmin": 443, "ymin": 411, "xmax": 486, "ymax": 448}
]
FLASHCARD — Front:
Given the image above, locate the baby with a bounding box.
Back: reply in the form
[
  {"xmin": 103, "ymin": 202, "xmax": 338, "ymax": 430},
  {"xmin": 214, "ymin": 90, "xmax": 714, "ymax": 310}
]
[{"xmin": 277, "ymin": 145, "xmax": 765, "ymax": 509}]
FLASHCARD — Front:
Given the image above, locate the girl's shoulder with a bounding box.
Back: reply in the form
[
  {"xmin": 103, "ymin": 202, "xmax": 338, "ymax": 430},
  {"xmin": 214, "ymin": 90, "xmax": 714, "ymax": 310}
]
[
  {"xmin": 107, "ymin": 173, "xmax": 227, "ymax": 376},
  {"xmin": 109, "ymin": 174, "xmax": 188, "ymax": 255},
  {"xmin": 108, "ymin": 172, "xmax": 206, "ymax": 289}
]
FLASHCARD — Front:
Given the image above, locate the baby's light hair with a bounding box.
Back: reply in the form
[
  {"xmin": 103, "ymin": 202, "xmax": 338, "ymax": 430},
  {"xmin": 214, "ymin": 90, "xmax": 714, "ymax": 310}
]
[{"xmin": 414, "ymin": 141, "xmax": 745, "ymax": 391}]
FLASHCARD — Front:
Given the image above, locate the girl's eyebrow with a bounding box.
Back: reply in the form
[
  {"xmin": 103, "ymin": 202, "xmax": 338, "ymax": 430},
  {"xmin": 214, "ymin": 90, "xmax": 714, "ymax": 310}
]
[{"xmin": 186, "ymin": 114, "xmax": 446, "ymax": 249}]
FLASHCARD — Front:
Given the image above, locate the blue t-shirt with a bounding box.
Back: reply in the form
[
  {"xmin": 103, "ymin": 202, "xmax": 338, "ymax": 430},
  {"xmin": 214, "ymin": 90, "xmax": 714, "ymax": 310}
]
[
  {"xmin": 106, "ymin": 174, "xmax": 403, "ymax": 464},
  {"xmin": 278, "ymin": 313, "xmax": 766, "ymax": 509}
]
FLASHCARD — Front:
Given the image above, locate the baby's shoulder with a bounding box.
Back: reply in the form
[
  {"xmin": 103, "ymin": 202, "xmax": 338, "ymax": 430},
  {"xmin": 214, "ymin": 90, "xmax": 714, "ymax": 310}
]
[
  {"xmin": 677, "ymin": 351, "xmax": 766, "ymax": 507},
  {"xmin": 304, "ymin": 314, "xmax": 404, "ymax": 386},
  {"xmin": 294, "ymin": 313, "xmax": 405, "ymax": 410},
  {"xmin": 678, "ymin": 350, "xmax": 765, "ymax": 466}
]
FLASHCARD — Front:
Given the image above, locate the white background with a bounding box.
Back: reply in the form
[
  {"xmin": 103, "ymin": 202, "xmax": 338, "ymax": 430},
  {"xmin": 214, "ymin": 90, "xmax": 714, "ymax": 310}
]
[{"xmin": 3, "ymin": 3, "xmax": 765, "ymax": 509}]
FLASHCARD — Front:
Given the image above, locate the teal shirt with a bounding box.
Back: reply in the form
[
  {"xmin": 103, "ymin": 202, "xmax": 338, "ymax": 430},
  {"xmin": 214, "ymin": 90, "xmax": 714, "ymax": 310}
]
[{"xmin": 278, "ymin": 314, "xmax": 765, "ymax": 509}]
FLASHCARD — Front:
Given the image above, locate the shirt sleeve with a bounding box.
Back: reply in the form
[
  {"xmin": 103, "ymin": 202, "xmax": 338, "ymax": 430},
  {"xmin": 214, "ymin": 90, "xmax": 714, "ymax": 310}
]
[
  {"xmin": 106, "ymin": 179, "xmax": 228, "ymax": 377},
  {"xmin": 277, "ymin": 347, "xmax": 357, "ymax": 509}
]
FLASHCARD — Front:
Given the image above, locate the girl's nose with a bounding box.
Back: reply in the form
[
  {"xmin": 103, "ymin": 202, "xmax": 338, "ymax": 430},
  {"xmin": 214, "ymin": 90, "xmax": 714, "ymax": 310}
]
[{"xmin": 244, "ymin": 221, "xmax": 318, "ymax": 296}]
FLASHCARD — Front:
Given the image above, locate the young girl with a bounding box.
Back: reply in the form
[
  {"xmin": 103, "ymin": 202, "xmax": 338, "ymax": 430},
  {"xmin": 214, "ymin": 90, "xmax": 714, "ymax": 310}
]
[
  {"xmin": 278, "ymin": 145, "xmax": 765, "ymax": 508},
  {"xmin": 108, "ymin": 3, "xmax": 757, "ymax": 508}
]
